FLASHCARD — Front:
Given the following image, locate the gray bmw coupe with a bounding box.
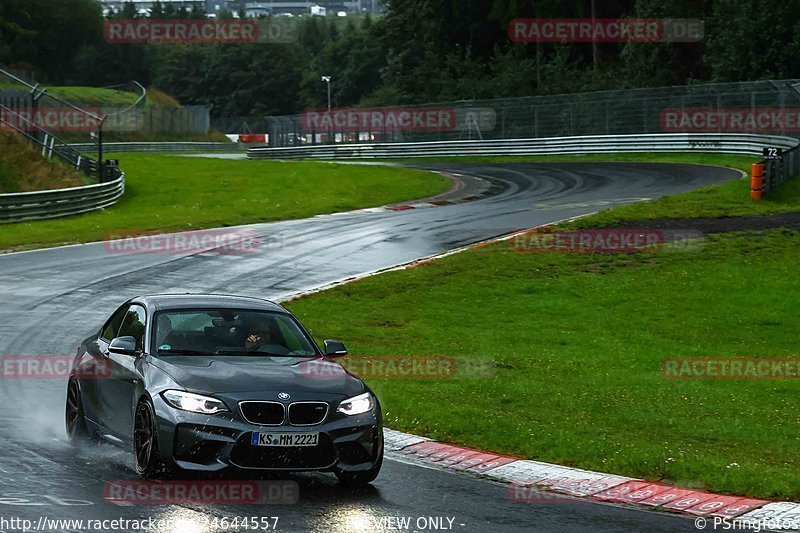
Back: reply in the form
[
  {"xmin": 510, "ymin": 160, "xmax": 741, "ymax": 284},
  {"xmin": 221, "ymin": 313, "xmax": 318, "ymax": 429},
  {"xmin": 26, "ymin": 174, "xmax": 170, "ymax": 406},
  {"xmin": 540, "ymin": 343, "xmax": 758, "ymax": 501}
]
[{"xmin": 66, "ymin": 294, "xmax": 383, "ymax": 486}]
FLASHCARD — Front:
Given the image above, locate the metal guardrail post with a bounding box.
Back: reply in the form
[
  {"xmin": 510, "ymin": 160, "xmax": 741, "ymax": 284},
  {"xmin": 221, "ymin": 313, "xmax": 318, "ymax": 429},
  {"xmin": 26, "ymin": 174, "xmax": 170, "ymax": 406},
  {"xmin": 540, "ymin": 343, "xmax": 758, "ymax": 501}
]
[{"xmin": 98, "ymin": 120, "xmax": 104, "ymax": 179}]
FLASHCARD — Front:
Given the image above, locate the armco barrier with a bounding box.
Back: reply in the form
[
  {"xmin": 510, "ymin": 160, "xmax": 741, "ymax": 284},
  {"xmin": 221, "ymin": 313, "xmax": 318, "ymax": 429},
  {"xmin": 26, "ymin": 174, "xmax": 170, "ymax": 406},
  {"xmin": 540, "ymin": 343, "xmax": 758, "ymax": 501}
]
[
  {"xmin": 247, "ymin": 133, "xmax": 800, "ymax": 160},
  {"xmin": 762, "ymin": 143, "xmax": 800, "ymax": 194},
  {"xmin": 0, "ymin": 174, "xmax": 125, "ymax": 223},
  {"xmin": 69, "ymin": 142, "xmax": 242, "ymax": 153}
]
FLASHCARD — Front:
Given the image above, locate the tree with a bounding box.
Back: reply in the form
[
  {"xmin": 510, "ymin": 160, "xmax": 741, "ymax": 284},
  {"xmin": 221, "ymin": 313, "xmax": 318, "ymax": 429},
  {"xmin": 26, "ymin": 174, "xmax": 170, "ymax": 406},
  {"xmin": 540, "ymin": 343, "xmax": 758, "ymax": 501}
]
[
  {"xmin": 0, "ymin": 0, "xmax": 104, "ymax": 83},
  {"xmin": 705, "ymin": 0, "xmax": 800, "ymax": 81},
  {"xmin": 189, "ymin": 5, "xmax": 207, "ymax": 19},
  {"xmin": 0, "ymin": 0, "xmax": 36, "ymax": 69},
  {"xmin": 120, "ymin": 2, "xmax": 137, "ymax": 20},
  {"xmin": 149, "ymin": 1, "xmax": 165, "ymax": 19}
]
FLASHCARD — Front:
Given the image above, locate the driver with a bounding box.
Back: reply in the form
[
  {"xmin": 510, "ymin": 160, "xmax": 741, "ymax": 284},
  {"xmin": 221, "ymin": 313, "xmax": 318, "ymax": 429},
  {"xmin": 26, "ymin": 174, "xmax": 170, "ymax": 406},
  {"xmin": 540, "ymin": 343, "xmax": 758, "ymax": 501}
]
[{"xmin": 245, "ymin": 321, "xmax": 273, "ymax": 352}]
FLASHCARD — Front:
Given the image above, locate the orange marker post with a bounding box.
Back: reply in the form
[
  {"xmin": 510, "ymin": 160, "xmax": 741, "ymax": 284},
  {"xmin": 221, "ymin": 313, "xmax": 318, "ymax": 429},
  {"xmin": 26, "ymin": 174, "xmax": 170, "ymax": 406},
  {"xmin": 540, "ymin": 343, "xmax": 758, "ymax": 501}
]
[{"xmin": 751, "ymin": 163, "xmax": 764, "ymax": 201}]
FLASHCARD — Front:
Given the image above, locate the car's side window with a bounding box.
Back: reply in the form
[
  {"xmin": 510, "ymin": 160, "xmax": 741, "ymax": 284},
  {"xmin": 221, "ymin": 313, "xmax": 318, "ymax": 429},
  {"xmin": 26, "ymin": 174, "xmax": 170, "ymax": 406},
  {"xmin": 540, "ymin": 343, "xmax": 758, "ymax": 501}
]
[
  {"xmin": 100, "ymin": 306, "xmax": 128, "ymax": 341},
  {"xmin": 117, "ymin": 305, "xmax": 147, "ymax": 352}
]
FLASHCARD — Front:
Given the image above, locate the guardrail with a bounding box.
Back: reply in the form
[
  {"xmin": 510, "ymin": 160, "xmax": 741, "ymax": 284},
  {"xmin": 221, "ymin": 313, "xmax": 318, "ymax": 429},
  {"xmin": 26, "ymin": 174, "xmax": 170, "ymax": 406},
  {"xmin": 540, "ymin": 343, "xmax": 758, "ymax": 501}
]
[
  {"xmin": 762, "ymin": 144, "xmax": 800, "ymax": 194},
  {"xmin": 247, "ymin": 133, "xmax": 800, "ymax": 160},
  {"xmin": 0, "ymin": 173, "xmax": 125, "ymax": 224},
  {"xmin": 69, "ymin": 142, "xmax": 241, "ymax": 153}
]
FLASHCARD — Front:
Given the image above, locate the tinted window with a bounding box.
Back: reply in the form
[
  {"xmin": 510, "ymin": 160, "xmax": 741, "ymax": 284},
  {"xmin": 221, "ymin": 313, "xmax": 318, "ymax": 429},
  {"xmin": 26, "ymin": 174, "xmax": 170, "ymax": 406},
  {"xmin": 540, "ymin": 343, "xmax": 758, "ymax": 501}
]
[
  {"xmin": 100, "ymin": 306, "xmax": 128, "ymax": 341},
  {"xmin": 152, "ymin": 309, "xmax": 316, "ymax": 357},
  {"xmin": 118, "ymin": 305, "xmax": 147, "ymax": 351}
]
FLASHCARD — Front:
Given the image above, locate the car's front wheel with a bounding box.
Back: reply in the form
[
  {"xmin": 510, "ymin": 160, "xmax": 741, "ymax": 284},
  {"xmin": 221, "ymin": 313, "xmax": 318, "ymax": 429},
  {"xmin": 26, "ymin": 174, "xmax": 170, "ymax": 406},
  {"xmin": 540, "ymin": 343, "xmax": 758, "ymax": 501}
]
[
  {"xmin": 65, "ymin": 378, "xmax": 92, "ymax": 443},
  {"xmin": 133, "ymin": 399, "xmax": 168, "ymax": 478},
  {"xmin": 335, "ymin": 450, "xmax": 383, "ymax": 487}
]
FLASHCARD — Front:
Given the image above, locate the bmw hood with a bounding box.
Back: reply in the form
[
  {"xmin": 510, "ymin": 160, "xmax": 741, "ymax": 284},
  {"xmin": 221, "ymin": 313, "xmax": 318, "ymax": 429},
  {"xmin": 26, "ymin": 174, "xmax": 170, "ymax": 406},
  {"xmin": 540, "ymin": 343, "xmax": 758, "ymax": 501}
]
[{"xmin": 150, "ymin": 355, "xmax": 365, "ymax": 397}]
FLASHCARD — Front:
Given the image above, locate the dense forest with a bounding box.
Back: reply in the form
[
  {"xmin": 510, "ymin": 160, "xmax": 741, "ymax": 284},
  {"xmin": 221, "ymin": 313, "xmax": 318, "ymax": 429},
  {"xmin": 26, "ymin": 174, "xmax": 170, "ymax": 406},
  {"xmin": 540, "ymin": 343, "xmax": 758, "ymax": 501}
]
[{"xmin": 1, "ymin": 0, "xmax": 799, "ymax": 117}]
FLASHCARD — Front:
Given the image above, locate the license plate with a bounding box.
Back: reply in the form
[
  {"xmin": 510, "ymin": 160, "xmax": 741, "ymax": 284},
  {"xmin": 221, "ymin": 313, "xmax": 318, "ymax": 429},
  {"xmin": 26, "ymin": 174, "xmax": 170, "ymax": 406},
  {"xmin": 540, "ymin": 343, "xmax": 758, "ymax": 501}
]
[{"xmin": 251, "ymin": 432, "xmax": 319, "ymax": 447}]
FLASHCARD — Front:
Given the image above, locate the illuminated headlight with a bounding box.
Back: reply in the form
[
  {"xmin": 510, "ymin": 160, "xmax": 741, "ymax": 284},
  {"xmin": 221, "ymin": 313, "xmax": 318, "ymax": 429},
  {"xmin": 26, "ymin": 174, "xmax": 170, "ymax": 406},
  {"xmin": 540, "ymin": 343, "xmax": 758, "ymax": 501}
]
[
  {"xmin": 162, "ymin": 390, "xmax": 228, "ymax": 415},
  {"xmin": 337, "ymin": 392, "xmax": 374, "ymax": 416}
]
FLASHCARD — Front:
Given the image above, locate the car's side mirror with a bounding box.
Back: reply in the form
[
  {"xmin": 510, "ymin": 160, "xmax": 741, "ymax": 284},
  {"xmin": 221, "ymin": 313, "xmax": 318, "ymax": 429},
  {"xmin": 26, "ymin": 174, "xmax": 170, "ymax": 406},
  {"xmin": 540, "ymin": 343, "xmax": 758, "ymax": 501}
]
[
  {"xmin": 323, "ymin": 340, "xmax": 347, "ymax": 358},
  {"xmin": 109, "ymin": 336, "xmax": 139, "ymax": 356}
]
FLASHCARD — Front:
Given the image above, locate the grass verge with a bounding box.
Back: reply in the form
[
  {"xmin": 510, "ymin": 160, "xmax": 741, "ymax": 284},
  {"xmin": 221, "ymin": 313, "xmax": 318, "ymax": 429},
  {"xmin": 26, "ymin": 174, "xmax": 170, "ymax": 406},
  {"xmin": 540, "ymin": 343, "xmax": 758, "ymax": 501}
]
[
  {"xmin": 0, "ymin": 84, "xmax": 175, "ymax": 107},
  {"xmin": 289, "ymin": 230, "xmax": 800, "ymax": 500},
  {"xmin": 286, "ymin": 155, "xmax": 800, "ymax": 500},
  {"xmin": 0, "ymin": 153, "xmax": 449, "ymax": 252},
  {"xmin": 0, "ymin": 132, "xmax": 87, "ymax": 193}
]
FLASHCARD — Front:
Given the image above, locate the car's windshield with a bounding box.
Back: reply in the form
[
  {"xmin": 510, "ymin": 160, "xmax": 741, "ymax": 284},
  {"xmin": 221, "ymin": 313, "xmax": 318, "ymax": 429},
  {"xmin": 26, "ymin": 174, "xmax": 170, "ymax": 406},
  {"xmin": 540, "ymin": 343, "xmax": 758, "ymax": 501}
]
[{"xmin": 152, "ymin": 308, "xmax": 317, "ymax": 357}]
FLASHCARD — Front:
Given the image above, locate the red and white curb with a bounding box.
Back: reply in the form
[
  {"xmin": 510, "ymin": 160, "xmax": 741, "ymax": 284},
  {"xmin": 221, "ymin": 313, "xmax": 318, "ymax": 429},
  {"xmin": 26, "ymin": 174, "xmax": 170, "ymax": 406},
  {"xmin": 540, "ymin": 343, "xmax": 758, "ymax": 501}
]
[{"xmin": 383, "ymin": 429, "xmax": 799, "ymax": 528}]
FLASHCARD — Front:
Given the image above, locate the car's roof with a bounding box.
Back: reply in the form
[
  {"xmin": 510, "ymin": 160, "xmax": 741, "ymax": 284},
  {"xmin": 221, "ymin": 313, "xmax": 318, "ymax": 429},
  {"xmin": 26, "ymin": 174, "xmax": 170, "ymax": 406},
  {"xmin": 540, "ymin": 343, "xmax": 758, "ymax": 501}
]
[{"xmin": 133, "ymin": 294, "xmax": 286, "ymax": 313}]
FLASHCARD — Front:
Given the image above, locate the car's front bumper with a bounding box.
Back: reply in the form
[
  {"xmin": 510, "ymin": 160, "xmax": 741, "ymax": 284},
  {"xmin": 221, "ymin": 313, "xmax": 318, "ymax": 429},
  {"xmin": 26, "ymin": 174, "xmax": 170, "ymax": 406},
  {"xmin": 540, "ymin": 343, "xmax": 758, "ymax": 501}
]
[{"xmin": 152, "ymin": 393, "xmax": 383, "ymax": 474}]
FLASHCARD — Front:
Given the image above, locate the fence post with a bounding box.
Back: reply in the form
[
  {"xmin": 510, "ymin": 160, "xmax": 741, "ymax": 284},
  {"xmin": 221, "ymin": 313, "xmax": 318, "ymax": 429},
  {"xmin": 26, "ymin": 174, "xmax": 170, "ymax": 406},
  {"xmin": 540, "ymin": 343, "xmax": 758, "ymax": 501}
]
[{"xmin": 751, "ymin": 162, "xmax": 764, "ymax": 200}]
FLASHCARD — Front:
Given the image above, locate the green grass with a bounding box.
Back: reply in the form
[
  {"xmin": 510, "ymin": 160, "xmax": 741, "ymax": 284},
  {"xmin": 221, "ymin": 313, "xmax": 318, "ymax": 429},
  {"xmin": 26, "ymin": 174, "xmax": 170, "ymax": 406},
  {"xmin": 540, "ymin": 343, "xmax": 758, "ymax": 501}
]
[
  {"xmin": 570, "ymin": 176, "xmax": 800, "ymax": 227},
  {"xmin": 0, "ymin": 153, "xmax": 449, "ymax": 252},
  {"xmin": 552, "ymin": 154, "xmax": 800, "ymax": 225},
  {"xmin": 45, "ymin": 86, "xmax": 143, "ymax": 106},
  {"xmin": 0, "ymin": 83, "xmax": 160, "ymax": 107},
  {"xmin": 285, "ymin": 153, "xmax": 800, "ymax": 500},
  {"xmin": 288, "ymin": 229, "xmax": 800, "ymax": 500}
]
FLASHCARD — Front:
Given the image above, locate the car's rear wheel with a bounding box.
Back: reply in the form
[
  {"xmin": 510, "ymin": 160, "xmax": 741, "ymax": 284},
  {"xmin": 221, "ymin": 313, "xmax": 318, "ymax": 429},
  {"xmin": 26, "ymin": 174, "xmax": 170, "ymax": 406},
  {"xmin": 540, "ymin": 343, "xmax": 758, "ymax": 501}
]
[
  {"xmin": 65, "ymin": 378, "xmax": 91, "ymax": 443},
  {"xmin": 335, "ymin": 449, "xmax": 383, "ymax": 487},
  {"xmin": 133, "ymin": 399, "xmax": 168, "ymax": 478}
]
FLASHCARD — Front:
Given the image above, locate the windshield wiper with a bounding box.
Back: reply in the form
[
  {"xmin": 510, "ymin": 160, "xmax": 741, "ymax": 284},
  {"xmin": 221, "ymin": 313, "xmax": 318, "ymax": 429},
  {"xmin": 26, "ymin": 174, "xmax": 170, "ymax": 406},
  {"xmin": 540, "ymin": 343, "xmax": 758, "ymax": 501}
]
[{"xmin": 158, "ymin": 349, "xmax": 211, "ymax": 355}]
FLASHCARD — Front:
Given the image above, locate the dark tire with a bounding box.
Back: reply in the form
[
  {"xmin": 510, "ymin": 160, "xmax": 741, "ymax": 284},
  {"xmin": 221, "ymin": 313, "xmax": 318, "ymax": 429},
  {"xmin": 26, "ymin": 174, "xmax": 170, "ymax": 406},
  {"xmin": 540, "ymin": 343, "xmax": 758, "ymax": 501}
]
[
  {"xmin": 133, "ymin": 399, "xmax": 168, "ymax": 478},
  {"xmin": 65, "ymin": 378, "xmax": 91, "ymax": 443},
  {"xmin": 335, "ymin": 450, "xmax": 383, "ymax": 487}
]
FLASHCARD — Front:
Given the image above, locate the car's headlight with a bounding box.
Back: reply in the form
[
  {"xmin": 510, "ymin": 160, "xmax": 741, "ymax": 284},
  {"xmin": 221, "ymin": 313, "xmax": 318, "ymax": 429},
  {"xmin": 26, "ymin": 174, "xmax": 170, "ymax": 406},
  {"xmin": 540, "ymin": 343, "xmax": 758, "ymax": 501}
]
[
  {"xmin": 337, "ymin": 392, "xmax": 374, "ymax": 416},
  {"xmin": 162, "ymin": 390, "xmax": 228, "ymax": 415}
]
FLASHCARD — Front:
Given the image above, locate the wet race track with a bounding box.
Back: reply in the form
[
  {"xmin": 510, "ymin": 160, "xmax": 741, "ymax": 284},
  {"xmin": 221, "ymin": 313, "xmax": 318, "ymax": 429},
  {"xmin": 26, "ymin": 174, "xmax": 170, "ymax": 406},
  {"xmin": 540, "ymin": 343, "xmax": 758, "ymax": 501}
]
[{"xmin": 0, "ymin": 162, "xmax": 742, "ymax": 532}]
